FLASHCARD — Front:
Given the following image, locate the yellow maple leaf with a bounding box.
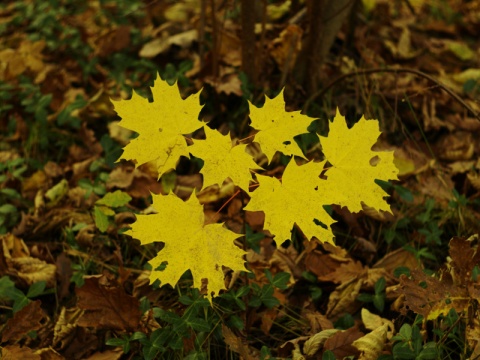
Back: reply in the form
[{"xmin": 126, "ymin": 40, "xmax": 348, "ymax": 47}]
[
  {"xmin": 126, "ymin": 192, "xmax": 246, "ymax": 302},
  {"xmin": 112, "ymin": 76, "xmax": 204, "ymax": 178},
  {"xmin": 320, "ymin": 109, "xmax": 399, "ymax": 213},
  {"xmin": 248, "ymin": 89, "xmax": 313, "ymax": 162},
  {"xmin": 189, "ymin": 126, "xmax": 262, "ymax": 190},
  {"xmin": 245, "ymin": 160, "xmax": 337, "ymax": 244}
]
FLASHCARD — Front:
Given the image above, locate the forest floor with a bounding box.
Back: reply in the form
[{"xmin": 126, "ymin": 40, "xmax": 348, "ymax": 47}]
[{"xmin": 1, "ymin": 0, "xmax": 480, "ymax": 359}]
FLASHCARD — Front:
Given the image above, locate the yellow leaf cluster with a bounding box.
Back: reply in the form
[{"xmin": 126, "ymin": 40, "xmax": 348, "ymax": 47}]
[{"xmin": 112, "ymin": 75, "xmax": 398, "ymax": 301}]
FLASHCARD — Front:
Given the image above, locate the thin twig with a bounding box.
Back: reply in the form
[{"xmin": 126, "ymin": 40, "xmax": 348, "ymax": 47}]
[
  {"xmin": 209, "ymin": 0, "xmax": 219, "ymax": 79},
  {"xmin": 303, "ymin": 68, "xmax": 480, "ymax": 121},
  {"xmin": 199, "ymin": 0, "xmax": 207, "ymax": 69}
]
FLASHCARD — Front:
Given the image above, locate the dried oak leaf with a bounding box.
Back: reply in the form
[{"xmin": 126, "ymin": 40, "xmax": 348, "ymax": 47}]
[
  {"xmin": 2, "ymin": 300, "xmax": 45, "ymax": 343},
  {"xmin": 76, "ymin": 275, "xmax": 141, "ymax": 331},
  {"xmin": 398, "ymin": 268, "xmax": 468, "ymax": 320},
  {"xmin": 398, "ymin": 236, "xmax": 480, "ymax": 320}
]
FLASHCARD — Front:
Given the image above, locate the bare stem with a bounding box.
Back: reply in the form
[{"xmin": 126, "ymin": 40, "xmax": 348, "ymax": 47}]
[{"xmin": 303, "ymin": 67, "xmax": 480, "ymax": 121}]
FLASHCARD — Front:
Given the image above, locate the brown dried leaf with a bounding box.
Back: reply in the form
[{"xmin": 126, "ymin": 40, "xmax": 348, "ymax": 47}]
[
  {"xmin": 53, "ymin": 307, "xmax": 83, "ymax": 349},
  {"xmin": 323, "ymin": 326, "xmax": 363, "ymax": 359},
  {"xmin": 2, "ymin": 300, "xmax": 45, "ymax": 343},
  {"xmin": 34, "ymin": 347, "xmax": 64, "ymax": 360},
  {"xmin": 8, "ymin": 256, "xmax": 56, "ymax": 287},
  {"xmin": 466, "ymin": 318, "xmax": 480, "ymax": 360},
  {"xmin": 361, "ymin": 308, "xmax": 394, "ymax": 339},
  {"xmin": 303, "ymin": 329, "xmax": 340, "ymax": 356},
  {"xmin": 449, "ymin": 236, "xmax": 480, "ymax": 283},
  {"xmin": 76, "ymin": 275, "xmax": 141, "ymax": 331},
  {"xmin": 0, "ymin": 345, "xmax": 40, "ymax": 360},
  {"xmin": 305, "ymin": 250, "xmax": 350, "ymax": 281},
  {"xmin": 303, "ymin": 310, "xmax": 334, "ymax": 333},
  {"xmin": 399, "ymin": 268, "xmax": 469, "ymax": 320},
  {"xmin": 318, "ymin": 259, "xmax": 366, "ymax": 284},
  {"xmin": 326, "ymin": 277, "xmax": 363, "ymax": 320},
  {"xmin": 1, "ymin": 233, "xmax": 29, "ymax": 258},
  {"xmin": 83, "ymin": 348, "xmax": 123, "ymax": 360},
  {"xmin": 373, "ymin": 247, "xmax": 420, "ymax": 274},
  {"xmin": 222, "ymin": 325, "xmax": 260, "ymax": 360},
  {"xmin": 435, "ymin": 131, "xmax": 475, "ymax": 161},
  {"xmin": 352, "ymin": 323, "xmax": 388, "ymax": 360},
  {"xmin": 261, "ymin": 308, "xmax": 279, "ymax": 334},
  {"xmin": 95, "ymin": 26, "xmax": 131, "ymax": 58},
  {"xmin": 269, "ymin": 25, "xmax": 303, "ymax": 72}
]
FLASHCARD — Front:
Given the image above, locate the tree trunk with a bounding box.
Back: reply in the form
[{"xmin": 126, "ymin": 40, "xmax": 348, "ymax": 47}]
[
  {"xmin": 241, "ymin": 0, "xmax": 257, "ymax": 87},
  {"xmin": 294, "ymin": 0, "xmax": 357, "ymax": 94}
]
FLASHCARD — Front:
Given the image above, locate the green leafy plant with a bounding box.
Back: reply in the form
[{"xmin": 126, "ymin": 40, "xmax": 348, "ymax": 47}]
[
  {"xmin": 357, "ymin": 276, "xmax": 386, "ymax": 312},
  {"xmin": 249, "ymin": 270, "xmax": 290, "ymax": 309},
  {"xmin": 94, "ymin": 190, "xmax": 132, "ymax": 233},
  {"xmin": 0, "ymin": 276, "xmax": 50, "ymax": 313},
  {"xmin": 391, "ymin": 323, "xmax": 438, "ymax": 360}
]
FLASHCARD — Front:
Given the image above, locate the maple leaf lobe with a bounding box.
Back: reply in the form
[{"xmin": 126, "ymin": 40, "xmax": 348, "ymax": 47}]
[
  {"xmin": 320, "ymin": 109, "xmax": 399, "ymax": 213},
  {"xmin": 127, "ymin": 192, "xmax": 246, "ymax": 302},
  {"xmin": 189, "ymin": 126, "xmax": 261, "ymax": 191},
  {"xmin": 248, "ymin": 88, "xmax": 314, "ymax": 161},
  {"xmin": 111, "ymin": 75, "xmax": 204, "ymax": 178}
]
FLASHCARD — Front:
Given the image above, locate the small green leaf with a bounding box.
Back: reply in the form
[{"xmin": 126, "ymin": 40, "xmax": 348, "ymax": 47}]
[
  {"xmin": 245, "ymin": 224, "xmax": 264, "ymax": 253},
  {"xmin": 106, "ymin": 337, "xmax": 127, "ymax": 347},
  {"xmin": 310, "ymin": 286, "xmax": 322, "ymax": 301},
  {"xmin": 249, "ymin": 296, "xmax": 262, "ymax": 308},
  {"xmin": 322, "ymin": 350, "xmax": 336, "ymax": 360},
  {"xmin": 228, "ymin": 315, "xmax": 244, "ymax": 330},
  {"xmin": 0, "ymin": 188, "xmax": 21, "ymax": 199},
  {"xmin": 160, "ymin": 171, "xmax": 177, "ymax": 193},
  {"xmin": 418, "ymin": 342, "xmax": 438, "ymax": 359},
  {"xmin": 262, "ymin": 296, "xmax": 279, "ymax": 309},
  {"xmin": 234, "ymin": 297, "xmax": 246, "ymax": 311},
  {"xmin": 373, "ymin": 294, "xmax": 385, "ymax": 312},
  {"xmin": 271, "ymin": 272, "xmax": 290, "ymax": 289},
  {"xmin": 187, "ymin": 317, "xmax": 210, "ymax": 332},
  {"xmin": 179, "ymin": 295, "xmax": 194, "ymax": 305},
  {"xmin": 357, "ymin": 293, "xmax": 373, "ymax": 302},
  {"xmin": 12, "ymin": 295, "xmax": 30, "ymax": 313},
  {"xmin": 374, "ymin": 277, "xmax": 386, "ymax": 294},
  {"xmin": 399, "ymin": 324, "xmax": 412, "ymax": 340},
  {"xmin": 27, "ymin": 281, "xmax": 46, "ymax": 298},
  {"xmin": 394, "ymin": 184, "xmax": 413, "ymax": 202},
  {"xmin": 96, "ymin": 190, "xmax": 132, "ymax": 207},
  {"xmin": 45, "ymin": 179, "xmax": 69, "ymax": 203},
  {"xmin": 236, "ymin": 285, "xmax": 250, "ymax": 298},
  {"xmin": 94, "ymin": 206, "xmax": 111, "ymax": 232},
  {"xmin": 0, "ymin": 204, "xmax": 17, "ymax": 214},
  {"xmin": 392, "ymin": 342, "xmax": 416, "ymax": 359},
  {"xmin": 132, "ymin": 332, "xmax": 147, "ymax": 341},
  {"xmin": 394, "ymin": 267, "xmax": 410, "ymax": 278}
]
